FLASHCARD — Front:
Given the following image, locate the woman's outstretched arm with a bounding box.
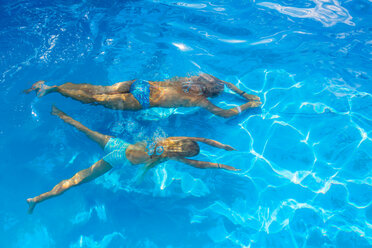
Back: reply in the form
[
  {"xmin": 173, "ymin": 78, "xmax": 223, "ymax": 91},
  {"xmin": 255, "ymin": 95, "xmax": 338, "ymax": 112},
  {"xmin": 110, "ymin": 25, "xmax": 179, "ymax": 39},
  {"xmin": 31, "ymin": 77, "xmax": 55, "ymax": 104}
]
[
  {"xmin": 168, "ymin": 137, "xmax": 236, "ymax": 151},
  {"xmin": 27, "ymin": 159, "xmax": 112, "ymax": 214},
  {"xmin": 221, "ymin": 81, "xmax": 260, "ymax": 101},
  {"xmin": 174, "ymin": 157, "xmax": 239, "ymax": 171},
  {"xmin": 199, "ymin": 98, "xmax": 261, "ymax": 118}
]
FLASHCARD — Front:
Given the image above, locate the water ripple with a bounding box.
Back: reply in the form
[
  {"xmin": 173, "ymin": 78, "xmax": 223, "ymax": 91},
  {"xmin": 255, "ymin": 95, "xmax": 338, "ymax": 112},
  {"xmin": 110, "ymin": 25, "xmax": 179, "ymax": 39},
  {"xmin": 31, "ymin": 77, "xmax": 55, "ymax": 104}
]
[
  {"xmin": 257, "ymin": 0, "xmax": 354, "ymax": 27},
  {"xmin": 1, "ymin": 0, "xmax": 371, "ymax": 247}
]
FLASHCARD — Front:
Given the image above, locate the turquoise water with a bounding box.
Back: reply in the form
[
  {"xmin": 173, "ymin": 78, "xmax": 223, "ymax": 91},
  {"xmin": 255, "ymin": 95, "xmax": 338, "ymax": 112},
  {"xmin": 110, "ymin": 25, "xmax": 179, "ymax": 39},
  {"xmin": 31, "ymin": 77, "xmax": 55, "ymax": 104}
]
[{"xmin": 1, "ymin": 0, "xmax": 371, "ymax": 247}]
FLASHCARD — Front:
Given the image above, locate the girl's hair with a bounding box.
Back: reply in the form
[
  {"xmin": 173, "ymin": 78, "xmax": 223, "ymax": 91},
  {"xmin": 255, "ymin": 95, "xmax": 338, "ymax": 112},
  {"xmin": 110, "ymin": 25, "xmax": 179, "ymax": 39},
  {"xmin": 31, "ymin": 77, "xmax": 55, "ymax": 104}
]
[
  {"xmin": 194, "ymin": 73, "xmax": 225, "ymax": 98},
  {"xmin": 139, "ymin": 139, "xmax": 200, "ymax": 181},
  {"xmin": 162, "ymin": 139, "xmax": 200, "ymax": 158}
]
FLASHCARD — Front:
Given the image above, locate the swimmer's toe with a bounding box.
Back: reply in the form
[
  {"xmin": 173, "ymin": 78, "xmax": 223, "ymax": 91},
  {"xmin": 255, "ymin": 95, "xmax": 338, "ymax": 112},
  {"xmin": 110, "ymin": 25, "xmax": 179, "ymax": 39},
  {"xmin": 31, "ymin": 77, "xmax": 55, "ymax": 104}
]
[
  {"xmin": 27, "ymin": 198, "xmax": 36, "ymax": 214},
  {"xmin": 23, "ymin": 88, "xmax": 33, "ymax": 94},
  {"xmin": 224, "ymin": 145, "xmax": 237, "ymax": 151},
  {"xmin": 221, "ymin": 164, "xmax": 240, "ymax": 171}
]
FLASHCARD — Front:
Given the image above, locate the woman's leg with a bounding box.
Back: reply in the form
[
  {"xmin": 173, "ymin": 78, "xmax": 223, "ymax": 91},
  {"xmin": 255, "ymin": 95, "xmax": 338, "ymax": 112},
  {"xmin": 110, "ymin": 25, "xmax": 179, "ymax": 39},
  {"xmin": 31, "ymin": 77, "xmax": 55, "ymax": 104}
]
[
  {"xmin": 57, "ymin": 80, "xmax": 134, "ymax": 97},
  {"xmin": 91, "ymin": 93, "xmax": 142, "ymax": 110},
  {"xmin": 56, "ymin": 83, "xmax": 142, "ymax": 109},
  {"xmin": 27, "ymin": 159, "xmax": 112, "ymax": 214},
  {"xmin": 52, "ymin": 106, "xmax": 112, "ymax": 149},
  {"xmin": 24, "ymin": 80, "xmax": 134, "ymax": 103}
]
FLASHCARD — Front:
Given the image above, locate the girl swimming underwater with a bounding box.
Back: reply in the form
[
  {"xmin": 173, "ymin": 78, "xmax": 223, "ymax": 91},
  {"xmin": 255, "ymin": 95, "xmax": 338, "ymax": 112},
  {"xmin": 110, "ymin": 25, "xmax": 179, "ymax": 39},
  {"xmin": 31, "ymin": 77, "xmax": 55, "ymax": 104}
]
[
  {"xmin": 25, "ymin": 73, "xmax": 261, "ymax": 118},
  {"xmin": 26, "ymin": 106, "xmax": 239, "ymax": 214}
]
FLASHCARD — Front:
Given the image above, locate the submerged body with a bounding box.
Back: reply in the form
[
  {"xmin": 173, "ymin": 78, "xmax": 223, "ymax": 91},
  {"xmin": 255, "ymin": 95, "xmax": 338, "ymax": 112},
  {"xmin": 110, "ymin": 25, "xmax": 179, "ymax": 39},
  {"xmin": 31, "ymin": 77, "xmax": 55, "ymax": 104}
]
[
  {"xmin": 25, "ymin": 73, "xmax": 261, "ymax": 118},
  {"xmin": 26, "ymin": 106, "xmax": 239, "ymax": 214}
]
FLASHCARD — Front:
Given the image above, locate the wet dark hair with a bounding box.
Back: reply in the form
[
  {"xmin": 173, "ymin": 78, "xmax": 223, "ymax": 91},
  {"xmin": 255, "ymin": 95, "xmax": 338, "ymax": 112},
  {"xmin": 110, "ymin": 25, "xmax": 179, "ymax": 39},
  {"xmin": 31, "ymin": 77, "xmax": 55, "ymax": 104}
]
[
  {"xmin": 194, "ymin": 73, "xmax": 225, "ymax": 98},
  {"xmin": 164, "ymin": 139, "xmax": 200, "ymax": 158}
]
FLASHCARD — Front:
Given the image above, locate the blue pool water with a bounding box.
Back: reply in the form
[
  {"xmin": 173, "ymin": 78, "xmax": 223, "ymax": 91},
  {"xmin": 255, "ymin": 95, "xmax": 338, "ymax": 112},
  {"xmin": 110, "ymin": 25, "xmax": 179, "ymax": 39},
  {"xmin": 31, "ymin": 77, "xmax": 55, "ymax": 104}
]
[{"xmin": 1, "ymin": 0, "xmax": 371, "ymax": 247}]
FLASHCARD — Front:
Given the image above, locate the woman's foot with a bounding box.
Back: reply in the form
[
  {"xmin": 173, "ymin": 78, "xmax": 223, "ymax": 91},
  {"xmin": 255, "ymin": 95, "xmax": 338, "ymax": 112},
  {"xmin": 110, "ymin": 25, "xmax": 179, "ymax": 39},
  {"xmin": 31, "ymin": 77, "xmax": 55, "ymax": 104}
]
[
  {"xmin": 24, "ymin": 81, "xmax": 56, "ymax": 97},
  {"xmin": 27, "ymin": 198, "xmax": 37, "ymax": 214}
]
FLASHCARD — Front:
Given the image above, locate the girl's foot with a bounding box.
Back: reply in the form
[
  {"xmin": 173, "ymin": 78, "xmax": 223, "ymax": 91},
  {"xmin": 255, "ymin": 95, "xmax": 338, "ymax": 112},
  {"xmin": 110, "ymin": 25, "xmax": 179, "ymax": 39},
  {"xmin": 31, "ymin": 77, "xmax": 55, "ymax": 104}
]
[
  {"xmin": 27, "ymin": 198, "xmax": 37, "ymax": 214},
  {"xmin": 223, "ymin": 144, "xmax": 237, "ymax": 151},
  {"xmin": 51, "ymin": 105, "xmax": 65, "ymax": 117},
  {"xmin": 24, "ymin": 81, "xmax": 55, "ymax": 97}
]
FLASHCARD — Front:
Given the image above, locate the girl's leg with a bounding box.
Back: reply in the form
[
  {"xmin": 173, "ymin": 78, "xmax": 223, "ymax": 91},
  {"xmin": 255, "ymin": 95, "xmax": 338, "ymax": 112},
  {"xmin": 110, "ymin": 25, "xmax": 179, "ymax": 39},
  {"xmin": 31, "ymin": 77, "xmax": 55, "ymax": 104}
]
[
  {"xmin": 27, "ymin": 159, "xmax": 112, "ymax": 214},
  {"xmin": 51, "ymin": 106, "xmax": 112, "ymax": 149}
]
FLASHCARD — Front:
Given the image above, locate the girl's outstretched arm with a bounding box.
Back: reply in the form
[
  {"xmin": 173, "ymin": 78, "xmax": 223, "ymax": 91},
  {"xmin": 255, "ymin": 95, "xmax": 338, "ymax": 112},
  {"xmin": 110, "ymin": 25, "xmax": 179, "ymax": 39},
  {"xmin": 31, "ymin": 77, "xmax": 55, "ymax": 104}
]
[
  {"xmin": 27, "ymin": 159, "xmax": 112, "ymax": 214},
  {"xmin": 199, "ymin": 98, "xmax": 261, "ymax": 118},
  {"xmin": 174, "ymin": 157, "xmax": 239, "ymax": 171},
  {"xmin": 168, "ymin": 137, "xmax": 236, "ymax": 151}
]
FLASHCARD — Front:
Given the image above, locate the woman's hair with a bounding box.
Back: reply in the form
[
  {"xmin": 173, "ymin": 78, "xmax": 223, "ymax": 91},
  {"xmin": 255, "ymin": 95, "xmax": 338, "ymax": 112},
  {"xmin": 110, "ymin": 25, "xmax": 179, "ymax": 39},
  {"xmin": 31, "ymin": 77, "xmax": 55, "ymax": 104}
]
[
  {"xmin": 194, "ymin": 73, "xmax": 225, "ymax": 98},
  {"xmin": 163, "ymin": 139, "xmax": 200, "ymax": 158},
  {"xmin": 167, "ymin": 73, "xmax": 225, "ymax": 98}
]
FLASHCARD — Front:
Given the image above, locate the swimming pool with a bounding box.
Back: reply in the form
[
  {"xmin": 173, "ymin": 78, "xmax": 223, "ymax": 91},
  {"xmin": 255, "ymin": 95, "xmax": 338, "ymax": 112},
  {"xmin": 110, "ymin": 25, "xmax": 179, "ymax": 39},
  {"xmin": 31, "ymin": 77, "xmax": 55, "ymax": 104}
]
[{"xmin": 1, "ymin": 0, "xmax": 371, "ymax": 247}]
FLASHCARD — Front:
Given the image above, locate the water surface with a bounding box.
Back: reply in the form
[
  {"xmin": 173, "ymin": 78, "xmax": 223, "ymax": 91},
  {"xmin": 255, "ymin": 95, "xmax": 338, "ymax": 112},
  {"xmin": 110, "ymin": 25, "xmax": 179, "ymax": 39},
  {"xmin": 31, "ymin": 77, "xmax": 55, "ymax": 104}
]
[{"xmin": 0, "ymin": 0, "xmax": 371, "ymax": 247}]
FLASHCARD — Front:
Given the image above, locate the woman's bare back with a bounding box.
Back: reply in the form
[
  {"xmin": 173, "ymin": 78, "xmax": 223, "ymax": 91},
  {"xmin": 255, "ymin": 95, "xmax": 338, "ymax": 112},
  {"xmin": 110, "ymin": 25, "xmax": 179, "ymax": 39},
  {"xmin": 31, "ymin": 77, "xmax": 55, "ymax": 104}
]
[
  {"xmin": 149, "ymin": 79, "xmax": 204, "ymax": 108},
  {"xmin": 25, "ymin": 74, "xmax": 261, "ymax": 117}
]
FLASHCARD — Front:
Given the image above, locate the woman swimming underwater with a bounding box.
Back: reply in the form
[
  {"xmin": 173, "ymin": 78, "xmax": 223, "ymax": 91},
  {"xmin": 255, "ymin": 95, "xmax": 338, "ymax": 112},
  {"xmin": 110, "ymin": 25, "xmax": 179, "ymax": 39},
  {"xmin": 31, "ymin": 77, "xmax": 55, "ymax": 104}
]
[
  {"xmin": 26, "ymin": 106, "xmax": 239, "ymax": 214},
  {"xmin": 25, "ymin": 73, "xmax": 261, "ymax": 118}
]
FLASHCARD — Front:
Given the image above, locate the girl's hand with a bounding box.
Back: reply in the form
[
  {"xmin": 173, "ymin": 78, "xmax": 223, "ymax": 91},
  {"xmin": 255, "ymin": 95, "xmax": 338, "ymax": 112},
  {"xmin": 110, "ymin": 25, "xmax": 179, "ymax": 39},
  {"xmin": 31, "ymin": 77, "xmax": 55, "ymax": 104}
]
[{"xmin": 223, "ymin": 145, "xmax": 237, "ymax": 151}]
